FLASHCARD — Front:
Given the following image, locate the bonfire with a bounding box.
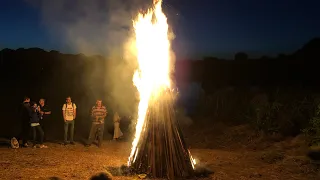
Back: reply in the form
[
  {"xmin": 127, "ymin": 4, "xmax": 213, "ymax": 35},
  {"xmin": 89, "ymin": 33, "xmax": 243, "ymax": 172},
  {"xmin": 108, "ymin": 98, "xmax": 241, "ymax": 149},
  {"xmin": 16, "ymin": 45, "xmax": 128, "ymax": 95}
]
[{"xmin": 127, "ymin": 0, "xmax": 196, "ymax": 179}]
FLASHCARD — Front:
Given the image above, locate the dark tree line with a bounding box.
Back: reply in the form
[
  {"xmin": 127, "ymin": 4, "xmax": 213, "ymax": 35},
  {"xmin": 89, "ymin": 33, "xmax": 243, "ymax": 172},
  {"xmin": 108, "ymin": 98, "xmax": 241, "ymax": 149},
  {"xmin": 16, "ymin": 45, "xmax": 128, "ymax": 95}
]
[
  {"xmin": 175, "ymin": 38, "xmax": 320, "ymax": 91},
  {"xmin": 1, "ymin": 37, "xmax": 320, "ymax": 139}
]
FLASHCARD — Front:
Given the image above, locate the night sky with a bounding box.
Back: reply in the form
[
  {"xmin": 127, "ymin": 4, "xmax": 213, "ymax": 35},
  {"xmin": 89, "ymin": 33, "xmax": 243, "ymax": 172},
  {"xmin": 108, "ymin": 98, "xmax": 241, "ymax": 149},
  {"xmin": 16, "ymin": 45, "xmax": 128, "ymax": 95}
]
[{"xmin": 1, "ymin": 0, "xmax": 320, "ymax": 59}]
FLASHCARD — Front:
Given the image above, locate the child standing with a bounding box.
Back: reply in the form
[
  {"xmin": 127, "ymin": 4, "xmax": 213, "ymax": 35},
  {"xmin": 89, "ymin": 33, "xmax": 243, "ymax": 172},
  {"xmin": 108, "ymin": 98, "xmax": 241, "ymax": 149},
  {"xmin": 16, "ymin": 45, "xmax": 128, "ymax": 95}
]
[{"xmin": 113, "ymin": 111, "xmax": 123, "ymax": 140}]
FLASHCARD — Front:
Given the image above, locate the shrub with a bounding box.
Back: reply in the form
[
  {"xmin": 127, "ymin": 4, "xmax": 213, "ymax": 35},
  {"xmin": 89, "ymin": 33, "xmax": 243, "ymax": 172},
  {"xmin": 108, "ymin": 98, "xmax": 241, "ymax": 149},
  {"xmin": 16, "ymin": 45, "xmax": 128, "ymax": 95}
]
[
  {"xmin": 302, "ymin": 103, "xmax": 320, "ymax": 145},
  {"xmin": 247, "ymin": 93, "xmax": 282, "ymax": 134}
]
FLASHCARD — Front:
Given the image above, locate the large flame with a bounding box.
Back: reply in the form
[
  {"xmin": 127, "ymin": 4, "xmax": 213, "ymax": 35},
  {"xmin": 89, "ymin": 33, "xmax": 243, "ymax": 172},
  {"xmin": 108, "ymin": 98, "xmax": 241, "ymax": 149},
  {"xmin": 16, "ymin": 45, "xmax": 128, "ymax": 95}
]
[{"xmin": 128, "ymin": 0, "xmax": 196, "ymax": 168}]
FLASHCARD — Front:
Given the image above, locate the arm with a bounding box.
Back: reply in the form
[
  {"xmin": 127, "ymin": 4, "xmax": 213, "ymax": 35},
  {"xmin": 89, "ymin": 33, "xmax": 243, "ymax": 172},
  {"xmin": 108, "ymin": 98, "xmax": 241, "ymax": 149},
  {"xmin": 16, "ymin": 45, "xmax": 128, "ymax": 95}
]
[
  {"xmin": 74, "ymin": 109, "xmax": 76, "ymax": 119},
  {"xmin": 97, "ymin": 108, "xmax": 107, "ymax": 119},
  {"xmin": 99, "ymin": 108, "xmax": 107, "ymax": 123},
  {"xmin": 102, "ymin": 108, "xmax": 107, "ymax": 118},
  {"xmin": 91, "ymin": 107, "xmax": 95, "ymax": 118},
  {"xmin": 62, "ymin": 105, "xmax": 66, "ymax": 121},
  {"xmin": 39, "ymin": 107, "xmax": 44, "ymax": 115},
  {"xmin": 45, "ymin": 109, "xmax": 52, "ymax": 115},
  {"xmin": 73, "ymin": 105, "xmax": 77, "ymax": 119},
  {"xmin": 44, "ymin": 105, "xmax": 51, "ymax": 115}
]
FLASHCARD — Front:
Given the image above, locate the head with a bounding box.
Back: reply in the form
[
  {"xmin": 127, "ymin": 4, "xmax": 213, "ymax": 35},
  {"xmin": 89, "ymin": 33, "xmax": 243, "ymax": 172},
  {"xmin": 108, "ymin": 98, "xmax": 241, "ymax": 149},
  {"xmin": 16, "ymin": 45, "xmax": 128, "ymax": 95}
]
[
  {"xmin": 30, "ymin": 102, "xmax": 37, "ymax": 109},
  {"xmin": 23, "ymin": 96, "xmax": 30, "ymax": 103},
  {"xmin": 39, "ymin": 98, "xmax": 45, "ymax": 106},
  {"xmin": 96, "ymin": 100, "xmax": 102, "ymax": 107},
  {"xmin": 66, "ymin": 96, "xmax": 72, "ymax": 104}
]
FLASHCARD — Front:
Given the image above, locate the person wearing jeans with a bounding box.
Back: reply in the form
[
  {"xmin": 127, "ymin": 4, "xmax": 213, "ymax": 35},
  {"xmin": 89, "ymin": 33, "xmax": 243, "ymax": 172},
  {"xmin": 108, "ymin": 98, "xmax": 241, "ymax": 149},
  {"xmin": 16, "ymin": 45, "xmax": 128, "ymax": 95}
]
[
  {"xmin": 62, "ymin": 96, "xmax": 77, "ymax": 145},
  {"xmin": 31, "ymin": 125, "xmax": 45, "ymax": 147},
  {"xmin": 64, "ymin": 120, "xmax": 75, "ymax": 144},
  {"xmin": 28, "ymin": 102, "xmax": 47, "ymax": 148}
]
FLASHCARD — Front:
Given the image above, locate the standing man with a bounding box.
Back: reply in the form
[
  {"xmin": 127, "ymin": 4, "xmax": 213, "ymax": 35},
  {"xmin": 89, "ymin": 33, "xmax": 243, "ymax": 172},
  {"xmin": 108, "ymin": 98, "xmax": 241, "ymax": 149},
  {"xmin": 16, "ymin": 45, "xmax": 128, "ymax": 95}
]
[
  {"xmin": 39, "ymin": 98, "xmax": 51, "ymax": 141},
  {"xmin": 19, "ymin": 96, "xmax": 31, "ymax": 147},
  {"xmin": 62, "ymin": 96, "xmax": 76, "ymax": 145},
  {"xmin": 86, "ymin": 99, "xmax": 107, "ymax": 147}
]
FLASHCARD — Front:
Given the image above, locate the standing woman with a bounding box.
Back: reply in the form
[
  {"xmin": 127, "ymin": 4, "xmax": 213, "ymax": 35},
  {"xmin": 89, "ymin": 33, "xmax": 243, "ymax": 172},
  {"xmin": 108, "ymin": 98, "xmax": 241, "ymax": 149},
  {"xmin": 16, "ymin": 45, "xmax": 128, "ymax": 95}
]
[
  {"xmin": 29, "ymin": 102, "xmax": 47, "ymax": 148},
  {"xmin": 113, "ymin": 110, "xmax": 123, "ymax": 140}
]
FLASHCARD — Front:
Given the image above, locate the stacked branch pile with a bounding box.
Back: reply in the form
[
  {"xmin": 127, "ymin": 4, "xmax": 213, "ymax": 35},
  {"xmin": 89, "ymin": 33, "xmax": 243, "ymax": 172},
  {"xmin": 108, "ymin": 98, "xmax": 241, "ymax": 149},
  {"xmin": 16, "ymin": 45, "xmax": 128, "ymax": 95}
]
[{"xmin": 129, "ymin": 89, "xmax": 195, "ymax": 179}]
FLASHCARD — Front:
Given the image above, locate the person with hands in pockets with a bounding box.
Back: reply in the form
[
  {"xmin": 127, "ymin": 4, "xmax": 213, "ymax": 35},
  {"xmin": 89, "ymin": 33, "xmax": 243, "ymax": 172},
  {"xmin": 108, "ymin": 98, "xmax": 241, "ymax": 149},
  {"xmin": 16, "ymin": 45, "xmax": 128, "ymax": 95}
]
[{"xmin": 62, "ymin": 96, "xmax": 77, "ymax": 145}]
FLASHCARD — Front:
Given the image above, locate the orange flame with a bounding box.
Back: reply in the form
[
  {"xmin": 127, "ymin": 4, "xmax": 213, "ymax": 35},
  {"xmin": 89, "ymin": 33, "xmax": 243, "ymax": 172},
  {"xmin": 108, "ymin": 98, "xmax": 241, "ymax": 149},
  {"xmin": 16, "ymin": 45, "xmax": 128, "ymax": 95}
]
[{"xmin": 127, "ymin": 0, "xmax": 196, "ymax": 169}]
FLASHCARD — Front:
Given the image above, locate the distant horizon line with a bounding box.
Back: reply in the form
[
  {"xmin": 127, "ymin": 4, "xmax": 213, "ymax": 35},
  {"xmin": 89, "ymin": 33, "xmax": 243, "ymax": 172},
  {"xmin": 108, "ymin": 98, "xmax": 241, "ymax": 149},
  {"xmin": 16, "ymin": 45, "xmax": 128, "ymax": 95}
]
[
  {"xmin": 1, "ymin": 37, "xmax": 318, "ymax": 60},
  {"xmin": 0, "ymin": 46, "xmax": 294, "ymax": 60}
]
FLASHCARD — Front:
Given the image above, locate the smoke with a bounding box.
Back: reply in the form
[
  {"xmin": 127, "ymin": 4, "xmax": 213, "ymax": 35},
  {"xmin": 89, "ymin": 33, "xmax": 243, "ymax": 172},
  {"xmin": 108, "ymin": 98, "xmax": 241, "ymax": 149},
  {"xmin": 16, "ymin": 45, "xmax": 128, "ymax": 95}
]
[
  {"xmin": 25, "ymin": 0, "xmax": 155, "ymax": 115},
  {"xmin": 26, "ymin": 0, "xmax": 152, "ymax": 55},
  {"xmin": 176, "ymin": 106, "xmax": 193, "ymax": 127}
]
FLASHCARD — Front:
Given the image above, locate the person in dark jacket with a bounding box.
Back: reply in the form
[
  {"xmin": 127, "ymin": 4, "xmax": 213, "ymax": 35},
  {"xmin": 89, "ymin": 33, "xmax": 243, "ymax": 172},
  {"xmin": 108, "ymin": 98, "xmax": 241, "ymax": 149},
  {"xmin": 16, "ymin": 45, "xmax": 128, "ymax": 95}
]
[
  {"xmin": 39, "ymin": 98, "xmax": 51, "ymax": 141},
  {"xmin": 28, "ymin": 102, "xmax": 48, "ymax": 148},
  {"xmin": 18, "ymin": 96, "xmax": 30, "ymax": 147}
]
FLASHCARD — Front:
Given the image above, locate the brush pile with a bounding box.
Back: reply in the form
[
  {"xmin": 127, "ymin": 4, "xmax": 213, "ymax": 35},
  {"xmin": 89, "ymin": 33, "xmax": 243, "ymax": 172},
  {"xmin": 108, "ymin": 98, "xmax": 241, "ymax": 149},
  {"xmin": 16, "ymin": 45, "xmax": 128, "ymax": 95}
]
[{"xmin": 129, "ymin": 90, "xmax": 195, "ymax": 179}]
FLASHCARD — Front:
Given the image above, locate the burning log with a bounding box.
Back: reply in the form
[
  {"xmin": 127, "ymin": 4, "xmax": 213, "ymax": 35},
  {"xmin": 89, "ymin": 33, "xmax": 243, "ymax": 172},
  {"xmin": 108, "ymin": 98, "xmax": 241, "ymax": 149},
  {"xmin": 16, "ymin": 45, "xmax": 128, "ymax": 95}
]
[{"xmin": 128, "ymin": 89, "xmax": 195, "ymax": 179}]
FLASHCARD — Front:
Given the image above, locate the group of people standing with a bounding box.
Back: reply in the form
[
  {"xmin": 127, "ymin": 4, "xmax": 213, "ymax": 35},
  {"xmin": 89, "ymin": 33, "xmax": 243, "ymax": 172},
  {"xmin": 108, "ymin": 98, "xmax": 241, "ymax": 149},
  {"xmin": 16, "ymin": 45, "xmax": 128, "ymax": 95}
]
[
  {"xmin": 16, "ymin": 96, "xmax": 123, "ymax": 148},
  {"xmin": 19, "ymin": 97, "xmax": 51, "ymax": 148}
]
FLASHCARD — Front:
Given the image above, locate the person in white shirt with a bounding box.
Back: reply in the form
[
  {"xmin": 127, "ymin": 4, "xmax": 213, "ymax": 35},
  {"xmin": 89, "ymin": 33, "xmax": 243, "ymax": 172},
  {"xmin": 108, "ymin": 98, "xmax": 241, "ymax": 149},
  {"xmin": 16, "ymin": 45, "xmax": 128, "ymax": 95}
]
[{"xmin": 62, "ymin": 96, "xmax": 77, "ymax": 145}]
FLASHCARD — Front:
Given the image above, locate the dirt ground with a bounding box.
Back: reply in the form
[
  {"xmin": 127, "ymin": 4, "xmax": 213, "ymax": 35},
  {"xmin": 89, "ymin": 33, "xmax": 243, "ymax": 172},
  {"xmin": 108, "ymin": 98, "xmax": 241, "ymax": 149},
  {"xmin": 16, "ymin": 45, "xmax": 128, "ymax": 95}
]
[{"xmin": 1, "ymin": 124, "xmax": 320, "ymax": 180}]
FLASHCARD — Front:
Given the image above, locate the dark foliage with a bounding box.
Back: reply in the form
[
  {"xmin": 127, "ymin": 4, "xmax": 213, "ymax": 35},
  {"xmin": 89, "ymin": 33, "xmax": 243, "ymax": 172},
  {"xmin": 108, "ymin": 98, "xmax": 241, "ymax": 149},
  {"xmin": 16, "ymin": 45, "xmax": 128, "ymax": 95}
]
[{"xmin": 1, "ymin": 37, "xmax": 320, "ymax": 140}]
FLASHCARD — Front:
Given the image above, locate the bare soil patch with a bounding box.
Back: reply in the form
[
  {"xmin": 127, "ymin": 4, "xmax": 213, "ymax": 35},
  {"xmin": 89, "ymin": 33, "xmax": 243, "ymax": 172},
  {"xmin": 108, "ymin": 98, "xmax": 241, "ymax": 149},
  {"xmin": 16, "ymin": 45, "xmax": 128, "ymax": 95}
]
[{"xmin": 1, "ymin": 133, "xmax": 319, "ymax": 180}]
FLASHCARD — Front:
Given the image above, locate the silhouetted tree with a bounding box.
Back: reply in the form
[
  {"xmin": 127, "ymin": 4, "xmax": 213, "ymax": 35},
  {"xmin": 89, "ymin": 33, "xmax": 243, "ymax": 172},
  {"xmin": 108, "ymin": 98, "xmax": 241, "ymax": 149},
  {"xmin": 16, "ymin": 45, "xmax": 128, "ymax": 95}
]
[{"xmin": 234, "ymin": 52, "xmax": 248, "ymax": 61}]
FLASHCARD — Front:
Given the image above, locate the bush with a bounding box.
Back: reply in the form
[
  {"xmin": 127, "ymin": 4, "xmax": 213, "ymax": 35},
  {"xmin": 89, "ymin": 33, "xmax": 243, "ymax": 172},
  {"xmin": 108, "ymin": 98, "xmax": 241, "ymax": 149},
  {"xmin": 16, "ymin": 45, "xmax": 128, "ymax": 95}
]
[
  {"xmin": 247, "ymin": 93, "xmax": 282, "ymax": 134},
  {"xmin": 276, "ymin": 97, "xmax": 312, "ymax": 137},
  {"xmin": 302, "ymin": 103, "xmax": 320, "ymax": 145}
]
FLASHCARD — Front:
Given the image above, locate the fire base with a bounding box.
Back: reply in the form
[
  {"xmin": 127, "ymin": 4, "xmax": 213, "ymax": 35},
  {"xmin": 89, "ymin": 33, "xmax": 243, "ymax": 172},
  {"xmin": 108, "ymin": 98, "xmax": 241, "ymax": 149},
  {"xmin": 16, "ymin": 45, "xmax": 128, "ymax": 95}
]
[{"xmin": 128, "ymin": 89, "xmax": 195, "ymax": 179}]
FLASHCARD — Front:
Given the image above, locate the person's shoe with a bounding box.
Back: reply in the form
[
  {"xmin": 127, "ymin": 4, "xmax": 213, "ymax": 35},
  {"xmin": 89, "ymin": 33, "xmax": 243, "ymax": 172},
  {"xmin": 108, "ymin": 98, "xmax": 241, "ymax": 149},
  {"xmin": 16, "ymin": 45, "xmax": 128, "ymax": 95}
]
[
  {"xmin": 23, "ymin": 143, "xmax": 29, "ymax": 147},
  {"xmin": 70, "ymin": 142, "xmax": 75, "ymax": 145},
  {"xmin": 85, "ymin": 144, "xmax": 91, "ymax": 147},
  {"xmin": 63, "ymin": 142, "xmax": 68, "ymax": 146},
  {"xmin": 39, "ymin": 144, "xmax": 48, "ymax": 148}
]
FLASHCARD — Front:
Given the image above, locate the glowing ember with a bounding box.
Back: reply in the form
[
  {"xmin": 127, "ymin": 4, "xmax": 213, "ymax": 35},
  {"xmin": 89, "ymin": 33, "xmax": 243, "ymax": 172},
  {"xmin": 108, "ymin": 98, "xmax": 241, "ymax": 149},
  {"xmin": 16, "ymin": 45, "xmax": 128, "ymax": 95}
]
[
  {"xmin": 188, "ymin": 150, "xmax": 197, "ymax": 169},
  {"xmin": 127, "ymin": 0, "xmax": 196, "ymax": 172}
]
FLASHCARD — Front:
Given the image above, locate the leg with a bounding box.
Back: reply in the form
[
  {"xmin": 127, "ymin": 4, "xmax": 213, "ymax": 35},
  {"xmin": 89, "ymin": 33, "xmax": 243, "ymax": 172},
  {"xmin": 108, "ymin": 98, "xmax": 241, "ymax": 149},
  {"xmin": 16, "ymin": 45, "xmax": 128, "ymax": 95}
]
[
  {"xmin": 27, "ymin": 125, "xmax": 32, "ymax": 144},
  {"xmin": 69, "ymin": 120, "xmax": 75, "ymax": 143},
  {"xmin": 36, "ymin": 125, "xmax": 45, "ymax": 145},
  {"xmin": 41, "ymin": 121, "xmax": 46, "ymax": 142},
  {"xmin": 20, "ymin": 122, "xmax": 29, "ymax": 146},
  {"xmin": 119, "ymin": 126, "xmax": 123, "ymax": 138},
  {"xmin": 31, "ymin": 126, "xmax": 36, "ymax": 147},
  {"xmin": 36, "ymin": 126, "xmax": 47, "ymax": 148},
  {"xmin": 113, "ymin": 122, "xmax": 119, "ymax": 139},
  {"xmin": 64, "ymin": 121, "xmax": 69, "ymax": 143},
  {"xmin": 97, "ymin": 124, "xmax": 104, "ymax": 147},
  {"xmin": 87, "ymin": 124, "xmax": 97, "ymax": 145}
]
